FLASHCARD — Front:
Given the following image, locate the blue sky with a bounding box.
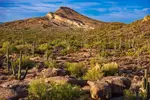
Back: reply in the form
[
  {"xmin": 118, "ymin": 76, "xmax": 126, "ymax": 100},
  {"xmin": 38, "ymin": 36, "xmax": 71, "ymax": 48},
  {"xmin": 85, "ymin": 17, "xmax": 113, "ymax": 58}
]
[{"xmin": 0, "ymin": 0, "xmax": 150, "ymax": 23}]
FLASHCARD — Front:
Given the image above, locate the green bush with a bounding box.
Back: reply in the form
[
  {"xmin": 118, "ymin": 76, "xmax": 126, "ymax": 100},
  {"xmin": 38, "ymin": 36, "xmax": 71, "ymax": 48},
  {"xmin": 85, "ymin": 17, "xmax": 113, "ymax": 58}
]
[
  {"xmin": 28, "ymin": 79, "xmax": 82, "ymax": 100},
  {"xmin": 90, "ymin": 55, "xmax": 106, "ymax": 67},
  {"xmin": 123, "ymin": 89, "xmax": 146, "ymax": 100},
  {"xmin": 2, "ymin": 41, "xmax": 10, "ymax": 49},
  {"xmin": 83, "ymin": 63, "xmax": 104, "ymax": 81},
  {"xmin": 65, "ymin": 62, "xmax": 86, "ymax": 78},
  {"xmin": 84, "ymin": 62, "xmax": 118, "ymax": 80},
  {"xmin": 38, "ymin": 43, "xmax": 49, "ymax": 52},
  {"xmin": 51, "ymin": 83, "xmax": 81, "ymax": 100},
  {"xmin": 102, "ymin": 62, "xmax": 118, "ymax": 76},
  {"xmin": 15, "ymin": 56, "xmax": 35, "ymax": 69},
  {"xmin": 16, "ymin": 44, "xmax": 32, "ymax": 54},
  {"xmin": 44, "ymin": 59, "xmax": 57, "ymax": 68},
  {"xmin": 28, "ymin": 79, "xmax": 50, "ymax": 100}
]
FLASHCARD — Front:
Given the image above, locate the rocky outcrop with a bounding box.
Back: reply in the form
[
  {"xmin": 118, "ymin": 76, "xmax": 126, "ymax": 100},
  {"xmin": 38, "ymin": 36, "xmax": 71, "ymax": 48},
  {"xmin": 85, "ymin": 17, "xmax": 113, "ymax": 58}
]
[
  {"xmin": 0, "ymin": 79, "xmax": 31, "ymax": 99},
  {"xmin": 46, "ymin": 12, "xmax": 94, "ymax": 29},
  {"xmin": 0, "ymin": 87, "xmax": 17, "ymax": 100},
  {"xmin": 41, "ymin": 68, "xmax": 69, "ymax": 78},
  {"xmin": 45, "ymin": 76, "xmax": 87, "ymax": 87},
  {"xmin": 0, "ymin": 56, "xmax": 3, "ymax": 68},
  {"xmin": 87, "ymin": 76, "xmax": 131, "ymax": 100},
  {"xmin": 142, "ymin": 15, "xmax": 150, "ymax": 22}
]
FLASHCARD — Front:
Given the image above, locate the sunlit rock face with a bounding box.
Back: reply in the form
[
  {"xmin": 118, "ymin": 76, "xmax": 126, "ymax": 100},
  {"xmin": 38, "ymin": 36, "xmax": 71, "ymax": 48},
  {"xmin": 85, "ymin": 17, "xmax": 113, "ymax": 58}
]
[
  {"xmin": 142, "ymin": 15, "xmax": 150, "ymax": 22},
  {"xmin": 46, "ymin": 12, "xmax": 94, "ymax": 29}
]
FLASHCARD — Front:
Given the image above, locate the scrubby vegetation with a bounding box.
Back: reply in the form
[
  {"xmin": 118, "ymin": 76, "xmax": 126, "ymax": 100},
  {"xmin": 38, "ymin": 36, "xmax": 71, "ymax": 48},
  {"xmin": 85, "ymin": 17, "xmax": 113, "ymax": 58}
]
[
  {"xmin": 83, "ymin": 63, "xmax": 104, "ymax": 80},
  {"xmin": 65, "ymin": 62, "xmax": 86, "ymax": 78},
  {"xmin": 83, "ymin": 62, "xmax": 118, "ymax": 80},
  {"xmin": 28, "ymin": 79, "xmax": 82, "ymax": 100}
]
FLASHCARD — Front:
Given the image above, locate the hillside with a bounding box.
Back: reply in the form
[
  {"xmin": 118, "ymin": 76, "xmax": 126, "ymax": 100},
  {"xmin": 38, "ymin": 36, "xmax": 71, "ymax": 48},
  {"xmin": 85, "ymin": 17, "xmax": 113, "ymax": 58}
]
[
  {"xmin": 0, "ymin": 6, "xmax": 150, "ymax": 100},
  {"xmin": 0, "ymin": 7, "xmax": 109, "ymax": 30}
]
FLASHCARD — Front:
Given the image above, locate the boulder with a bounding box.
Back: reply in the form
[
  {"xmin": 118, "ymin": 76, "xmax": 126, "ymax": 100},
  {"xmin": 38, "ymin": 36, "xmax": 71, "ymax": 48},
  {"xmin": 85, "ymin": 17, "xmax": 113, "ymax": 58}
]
[
  {"xmin": 0, "ymin": 56, "xmax": 3, "ymax": 68},
  {"xmin": 0, "ymin": 87, "xmax": 17, "ymax": 100},
  {"xmin": 87, "ymin": 76, "xmax": 131, "ymax": 100},
  {"xmin": 41, "ymin": 68, "xmax": 69, "ymax": 78},
  {"xmin": 0, "ymin": 79, "xmax": 31, "ymax": 99}
]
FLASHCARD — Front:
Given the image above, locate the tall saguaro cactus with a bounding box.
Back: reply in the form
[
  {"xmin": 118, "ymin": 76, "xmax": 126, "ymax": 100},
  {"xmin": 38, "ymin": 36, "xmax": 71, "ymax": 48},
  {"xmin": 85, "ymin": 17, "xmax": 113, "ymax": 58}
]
[
  {"xmin": 32, "ymin": 41, "xmax": 35, "ymax": 56},
  {"xmin": 6, "ymin": 46, "xmax": 9, "ymax": 72},
  {"xmin": 18, "ymin": 51, "xmax": 22, "ymax": 80},
  {"xmin": 142, "ymin": 69, "xmax": 149, "ymax": 100}
]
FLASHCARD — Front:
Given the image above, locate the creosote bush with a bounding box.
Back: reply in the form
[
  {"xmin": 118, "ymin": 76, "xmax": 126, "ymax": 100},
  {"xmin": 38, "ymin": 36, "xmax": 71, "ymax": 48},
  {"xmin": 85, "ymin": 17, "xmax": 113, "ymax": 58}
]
[
  {"xmin": 65, "ymin": 62, "xmax": 86, "ymax": 78},
  {"xmin": 124, "ymin": 89, "xmax": 146, "ymax": 100},
  {"xmin": 102, "ymin": 62, "xmax": 118, "ymax": 76},
  {"xmin": 28, "ymin": 79, "xmax": 82, "ymax": 100},
  {"xmin": 44, "ymin": 59, "xmax": 57, "ymax": 68}
]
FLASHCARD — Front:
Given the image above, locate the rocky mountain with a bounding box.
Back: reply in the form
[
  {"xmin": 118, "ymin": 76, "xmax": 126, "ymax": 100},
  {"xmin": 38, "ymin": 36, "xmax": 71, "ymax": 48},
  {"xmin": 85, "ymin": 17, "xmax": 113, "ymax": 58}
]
[{"xmin": 0, "ymin": 7, "xmax": 108, "ymax": 30}]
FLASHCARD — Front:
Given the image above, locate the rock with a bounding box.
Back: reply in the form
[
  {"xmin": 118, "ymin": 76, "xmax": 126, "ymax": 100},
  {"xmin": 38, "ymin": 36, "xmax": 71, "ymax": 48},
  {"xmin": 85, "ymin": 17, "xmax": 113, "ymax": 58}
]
[
  {"xmin": 0, "ymin": 87, "xmax": 17, "ymax": 100},
  {"xmin": 29, "ymin": 56, "xmax": 43, "ymax": 62},
  {"xmin": 0, "ymin": 80, "xmax": 29, "ymax": 88},
  {"xmin": 142, "ymin": 15, "xmax": 150, "ymax": 22},
  {"xmin": 81, "ymin": 86, "xmax": 90, "ymax": 94},
  {"xmin": 41, "ymin": 68, "xmax": 69, "ymax": 78},
  {"xmin": 0, "ymin": 79, "xmax": 31, "ymax": 99},
  {"xmin": 0, "ymin": 56, "xmax": 3, "ymax": 68},
  {"xmin": 87, "ymin": 76, "xmax": 131, "ymax": 100},
  {"xmin": 45, "ymin": 76, "xmax": 87, "ymax": 87}
]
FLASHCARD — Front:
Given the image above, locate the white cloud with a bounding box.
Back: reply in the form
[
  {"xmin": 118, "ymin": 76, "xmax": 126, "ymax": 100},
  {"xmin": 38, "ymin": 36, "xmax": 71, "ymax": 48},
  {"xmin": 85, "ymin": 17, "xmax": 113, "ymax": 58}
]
[{"xmin": 89, "ymin": 7, "xmax": 150, "ymax": 23}]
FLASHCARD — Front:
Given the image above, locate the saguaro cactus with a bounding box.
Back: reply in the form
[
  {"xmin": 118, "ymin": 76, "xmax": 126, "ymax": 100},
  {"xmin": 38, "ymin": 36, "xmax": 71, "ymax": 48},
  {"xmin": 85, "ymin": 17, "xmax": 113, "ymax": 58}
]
[
  {"xmin": 18, "ymin": 51, "xmax": 22, "ymax": 80},
  {"xmin": 142, "ymin": 69, "xmax": 149, "ymax": 100},
  {"xmin": 32, "ymin": 41, "xmax": 35, "ymax": 56},
  {"xmin": 6, "ymin": 46, "xmax": 9, "ymax": 72}
]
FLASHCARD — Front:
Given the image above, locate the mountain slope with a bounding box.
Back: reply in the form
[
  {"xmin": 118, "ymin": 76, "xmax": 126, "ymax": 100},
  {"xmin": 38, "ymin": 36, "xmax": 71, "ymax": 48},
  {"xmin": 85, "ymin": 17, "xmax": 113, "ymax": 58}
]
[{"xmin": 0, "ymin": 7, "xmax": 108, "ymax": 30}]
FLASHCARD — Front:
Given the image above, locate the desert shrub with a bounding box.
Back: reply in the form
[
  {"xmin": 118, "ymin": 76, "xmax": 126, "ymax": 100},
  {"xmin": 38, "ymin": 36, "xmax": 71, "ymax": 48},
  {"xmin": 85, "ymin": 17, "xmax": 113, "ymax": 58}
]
[
  {"xmin": 84, "ymin": 62, "xmax": 118, "ymax": 80},
  {"xmin": 28, "ymin": 79, "xmax": 82, "ymax": 100},
  {"xmin": 102, "ymin": 62, "xmax": 118, "ymax": 76},
  {"xmin": 2, "ymin": 41, "xmax": 10, "ymax": 49},
  {"xmin": 38, "ymin": 43, "xmax": 48, "ymax": 52},
  {"xmin": 44, "ymin": 50, "xmax": 52, "ymax": 60},
  {"xmin": 83, "ymin": 63, "xmax": 104, "ymax": 81},
  {"xmin": 51, "ymin": 83, "xmax": 81, "ymax": 100},
  {"xmin": 65, "ymin": 62, "xmax": 86, "ymax": 78},
  {"xmin": 90, "ymin": 55, "xmax": 107, "ymax": 67},
  {"xmin": 44, "ymin": 59, "xmax": 57, "ymax": 68},
  {"xmin": 16, "ymin": 44, "xmax": 32, "ymax": 54},
  {"xmin": 124, "ymin": 90, "xmax": 137, "ymax": 100},
  {"xmin": 15, "ymin": 56, "xmax": 35, "ymax": 69},
  {"xmin": 99, "ymin": 49, "xmax": 109, "ymax": 57},
  {"xmin": 28, "ymin": 79, "xmax": 50, "ymax": 100}
]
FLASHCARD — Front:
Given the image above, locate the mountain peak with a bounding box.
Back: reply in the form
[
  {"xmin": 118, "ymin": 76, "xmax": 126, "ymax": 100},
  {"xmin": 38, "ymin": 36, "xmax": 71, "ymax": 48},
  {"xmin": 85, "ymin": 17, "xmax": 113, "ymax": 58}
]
[
  {"xmin": 45, "ymin": 7, "xmax": 105, "ymax": 29},
  {"xmin": 55, "ymin": 6, "xmax": 79, "ymax": 18},
  {"xmin": 59, "ymin": 6, "xmax": 74, "ymax": 10}
]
